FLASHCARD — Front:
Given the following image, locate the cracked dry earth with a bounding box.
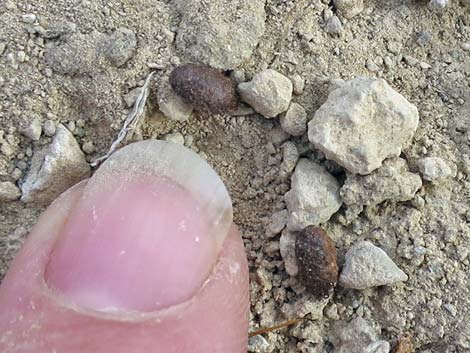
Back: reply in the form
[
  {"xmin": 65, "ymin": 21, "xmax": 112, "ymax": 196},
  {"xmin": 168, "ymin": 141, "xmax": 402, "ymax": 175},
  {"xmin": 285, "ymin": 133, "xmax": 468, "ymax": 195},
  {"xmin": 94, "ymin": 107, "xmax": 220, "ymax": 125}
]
[{"xmin": 0, "ymin": 0, "xmax": 469, "ymax": 352}]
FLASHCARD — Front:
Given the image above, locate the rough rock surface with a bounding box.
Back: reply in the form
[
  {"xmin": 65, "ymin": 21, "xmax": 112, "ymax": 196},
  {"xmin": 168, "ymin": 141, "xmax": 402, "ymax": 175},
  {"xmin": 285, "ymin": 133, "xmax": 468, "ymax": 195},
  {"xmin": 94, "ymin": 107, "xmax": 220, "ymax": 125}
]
[
  {"xmin": 340, "ymin": 158, "xmax": 422, "ymax": 207},
  {"xmin": 279, "ymin": 102, "xmax": 307, "ymax": 136},
  {"xmin": 21, "ymin": 125, "xmax": 91, "ymax": 205},
  {"xmin": 330, "ymin": 317, "xmax": 378, "ymax": 353},
  {"xmin": 333, "ymin": 0, "xmax": 364, "ymax": 19},
  {"xmin": 308, "ymin": 77, "xmax": 419, "ymax": 175},
  {"xmin": 365, "ymin": 341, "xmax": 391, "ymax": 353},
  {"xmin": 339, "ymin": 241, "xmax": 408, "ymax": 289},
  {"xmin": 175, "ymin": 0, "xmax": 266, "ymax": 69},
  {"xmin": 266, "ymin": 209, "xmax": 288, "ymax": 238},
  {"xmin": 416, "ymin": 157, "xmax": 453, "ymax": 182},
  {"xmin": 0, "ymin": 181, "xmax": 21, "ymax": 201},
  {"xmin": 285, "ymin": 159, "xmax": 342, "ymax": 231},
  {"xmin": 238, "ymin": 69, "xmax": 293, "ymax": 118}
]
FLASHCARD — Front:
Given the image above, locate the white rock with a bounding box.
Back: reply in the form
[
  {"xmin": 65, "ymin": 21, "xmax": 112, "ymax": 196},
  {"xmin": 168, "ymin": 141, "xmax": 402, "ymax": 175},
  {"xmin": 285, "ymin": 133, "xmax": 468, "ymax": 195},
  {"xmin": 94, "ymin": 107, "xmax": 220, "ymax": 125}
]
[
  {"xmin": 21, "ymin": 125, "xmax": 91, "ymax": 205},
  {"xmin": 428, "ymin": 0, "xmax": 448, "ymax": 10},
  {"xmin": 339, "ymin": 241, "xmax": 408, "ymax": 289},
  {"xmin": 333, "ymin": 0, "xmax": 364, "ymax": 19},
  {"xmin": 279, "ymin": 103, "xmax": 307, "ymax": 136},
  {"xmin": 308, "ymin": 77, "xmax": 419, "ymax": 175},
  {"xmin": 330, "ymin": 317, "xmax": 378, "ymax": 353},
  {"xmin": 162, "ymin": 132, "xmax": 185, "ymax": 145},
  {"xmin": 340, "ymin": 158, "xmax": 422, "ymax": 207},
  {"xmin": 0, "ymin": 181, "xmax": 21, "ymax": 201},
  {"xmin": 365, "ymin": 341, "xmax": 391, "ymax": 353},
  {"xmin": 285, "ymin": 159, "xmax": 342, "ymax": 231},
  {"xmin": 158, "ymin": 84, "xmax": 194, "ymax": 122},
  {"xmin": 238, "ymin": 69, "xmax": 293, "ymax": 118},
  {"xmin": 280, "ymin": 229, "xmax": 298, "ymax": 276},
  {"xmin": 416, "ymin": 157, "xmax": 453, "ymax": 182},
  {"xmin": 43, "ymin": 120, "xmax": 56, "ymax": 137},
  {"xmin": 21, "ymin": 118, "xmax": 42, "ymax": 141}
]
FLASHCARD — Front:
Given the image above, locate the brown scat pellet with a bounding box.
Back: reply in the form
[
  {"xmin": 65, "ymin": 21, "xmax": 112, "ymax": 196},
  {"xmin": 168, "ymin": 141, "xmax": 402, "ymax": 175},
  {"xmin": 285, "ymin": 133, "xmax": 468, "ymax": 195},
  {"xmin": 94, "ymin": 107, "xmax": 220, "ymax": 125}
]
[
  {"xmin": 169, "ymin": 64, "xmax": 239, "ymax": 115},
  {"xmin": 295, "ymin": 226, "xmax": 338, "ymax": 298}
]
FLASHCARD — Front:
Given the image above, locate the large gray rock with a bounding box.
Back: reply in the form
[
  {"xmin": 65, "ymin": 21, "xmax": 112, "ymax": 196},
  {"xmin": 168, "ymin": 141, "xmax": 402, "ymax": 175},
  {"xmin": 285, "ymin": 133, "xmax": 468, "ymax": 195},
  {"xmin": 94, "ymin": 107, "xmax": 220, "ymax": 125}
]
[
  {"xmin": 308, "ymin": 77, "xmax": 419, "ymax": 175},
  {"xmin": 416, "ymin": 157, "xmax": 453, "ymax": 182},
  {"xmin": 175, "ymin": 0, "xmax": 265, "ymax": 69},
  {"xmin": 238, "ymin": 69, "xmax": 293, "ymax": 118},
  {"xmin": 340, "ymin": 158, "xmax": 422, "ymax": 207},
  {"xmin": 21, "ymin": 125, "xmax": 91, "ymax": 205},
  {"xmin": 365, "ymin": 341, "xmax": 391, "ymax": 353},
  {"xmin": 339, "ymin": 241, "xmax": 408, "ymax": 290},
  {"xmin": 285, "ymin": 159, "xmax": 342, "ymax": 231}
]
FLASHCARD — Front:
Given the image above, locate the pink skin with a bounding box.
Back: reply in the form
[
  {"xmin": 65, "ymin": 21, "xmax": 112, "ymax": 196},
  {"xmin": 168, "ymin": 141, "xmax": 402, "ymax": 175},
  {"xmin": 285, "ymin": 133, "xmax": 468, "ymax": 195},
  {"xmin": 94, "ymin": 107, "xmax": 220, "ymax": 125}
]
[{"xmin": 0, "ymin": 181, "xmax": 249, "ymax": 353}]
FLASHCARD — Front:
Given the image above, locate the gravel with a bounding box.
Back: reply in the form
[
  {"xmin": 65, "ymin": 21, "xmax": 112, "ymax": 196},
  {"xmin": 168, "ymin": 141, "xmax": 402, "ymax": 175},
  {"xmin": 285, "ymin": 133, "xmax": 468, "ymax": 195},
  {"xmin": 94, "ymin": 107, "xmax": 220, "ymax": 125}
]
[{"xmin": 238, "ymin": 69, "xmax": 293, "ymax": 118}]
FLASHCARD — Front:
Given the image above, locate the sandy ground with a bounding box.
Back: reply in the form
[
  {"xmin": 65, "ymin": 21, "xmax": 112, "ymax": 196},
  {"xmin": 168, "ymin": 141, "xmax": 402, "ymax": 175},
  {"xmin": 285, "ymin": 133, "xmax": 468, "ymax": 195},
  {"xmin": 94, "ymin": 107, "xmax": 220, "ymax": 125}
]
[{"xmin": 0, "ymin": 0, "xmax": 469, "ymax": 352}]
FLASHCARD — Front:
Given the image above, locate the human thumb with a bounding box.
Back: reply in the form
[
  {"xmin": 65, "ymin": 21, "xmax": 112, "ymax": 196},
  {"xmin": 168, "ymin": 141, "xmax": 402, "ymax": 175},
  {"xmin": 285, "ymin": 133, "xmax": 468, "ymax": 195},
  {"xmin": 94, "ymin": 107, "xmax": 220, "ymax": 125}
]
[{"xmin": 0, "ymin": 140, "xmax": 249, "ymax": 353}]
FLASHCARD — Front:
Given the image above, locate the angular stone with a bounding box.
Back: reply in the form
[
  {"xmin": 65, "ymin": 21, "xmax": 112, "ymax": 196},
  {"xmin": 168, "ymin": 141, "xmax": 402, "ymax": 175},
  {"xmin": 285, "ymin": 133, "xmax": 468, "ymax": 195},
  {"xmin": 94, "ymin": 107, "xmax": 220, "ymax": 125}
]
[
  {"xmin": 266, "ymin": 209, "xmax": 288, "ymax": 237},
  {"xmin": 340, "ymin": 158, "xmax": 422, "ymax": 207},
  {"xmin": 285, "ymin": 159, "xmax": 342, "ymax": 231},
  {"xmin": 238, "ymin": 69, "xmax": 293, "ymax": 118},
  {"xmin": 308, "ymin": 77, "xmax": 419, "ymax": 175},
  {"xmin": 21, "ymin": 125, "xmax": 91, "ymax": 205},
  {"xmin": 175, "ymin": 0, "xmax": 266, "ymax": 69},
  {"xmin": 339, "ymin": 241, "xmax": 408, "ymax": 289},
  {"xmin": 21, "ymin": 118, "xmax": 42, "ymax": 141},
  {"xmin": 416, "ymin": 157, "xmax": 453, "ymax": 182}
]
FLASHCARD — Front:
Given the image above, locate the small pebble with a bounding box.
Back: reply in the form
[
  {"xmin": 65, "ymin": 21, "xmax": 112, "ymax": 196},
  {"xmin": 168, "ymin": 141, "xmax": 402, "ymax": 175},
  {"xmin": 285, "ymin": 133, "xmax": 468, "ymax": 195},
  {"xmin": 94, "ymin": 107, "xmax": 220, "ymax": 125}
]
[
  {"xmin": 279, "ymin": 103, "xmax": 307, "ymax": 136},
  {"xmin": 461, "ymin": 43, "xmax": 470, "ymax": 52},
  {"xmin": 169, "ymin": 64, "xmax": 238, "ymax": 115},
  {"xmin": 325, "ymin": 15, "xmax": 343, "ymax": 36},
  {"xmin": 0, "ymin": 181, "xmax": 21, "ymax": 201},
  {"xmin": 295, "ymin": 226, "xmax": 338, "ymax": 298},
  {"xmin": 21, "ymin": 14, "xmax": 37, "ymax": 23},
  {"xmin": 248, "ymin": 335, "xmax": 270, "ymax": 353},
  {"xmin": 333, "ymin": 0, "xmax": 364, "ymax": 18},
  {"xmin": 238, "ymin": 69, "xmax": 292, "ymax": 118},
  {"xmin": 17, "ymin": 51, "xmax": 26, "ymax": 63},
  {"xmin": 416, "ymin": 31, "xmax": 432, "ymax": 47},
  {"xmin": 416, "ymin": 157, "xmax": 453, "ymax": 182},
  {"xmin": 290, "ymin": 74, "xmax": 305, "ymax": 95},
  {"xmin": 162, "ymin": 132, "xmax": 185, "ymax": 145},
  {"xmin": 82, "ymin": 141, "xmax": 95, "ymax": 154},
  {"xmin": 21, "ymin": 118, "xmax": 42, "ymax": 141},
  {"xmin": 43, "ymin": 120, "xmax": 56, "ymax": 136},
  {"xmin": 339, "ymin": 241, "xmax": 408, "ymax": 289},
  {"xmin": 428, "ymin": 0, "xmax": 448, "ymax": 10},
  {"xmin": 67, "ymin": 121, "xmax": 76, "ymax": 132}
]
